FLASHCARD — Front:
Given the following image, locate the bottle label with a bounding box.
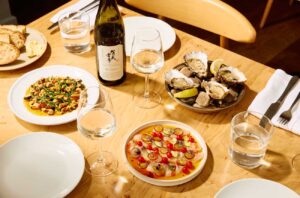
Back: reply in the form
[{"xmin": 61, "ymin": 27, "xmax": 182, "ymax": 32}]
[{"xmin": 97, "ymin": 45, "xmax": 123, "ymax": 81}]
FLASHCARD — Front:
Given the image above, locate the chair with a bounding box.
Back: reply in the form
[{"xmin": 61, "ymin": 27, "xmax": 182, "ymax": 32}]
[
  {"xmin": 260, "ymin": 0, "xmax": 295, "ymax": 28},
  {"xmin": 124, "ymin": 0, "xmax": 256, "ymax": 48}
]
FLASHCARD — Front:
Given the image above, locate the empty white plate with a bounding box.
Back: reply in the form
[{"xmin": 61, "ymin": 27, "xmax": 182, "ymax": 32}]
[
  {"xmin": 124, "ymin": 16, "xmax": 176, "ymax": 56},
  {"xmin": 0, "ymin": 132, "xmax": 84, "ymax": 198},
  {"xmin": 215, "ymin": 178, "xmax": 299, "ymax": 198},
  {"xmin": 8, "ymin": 65, "xmax": 99, "ymax": 125}
]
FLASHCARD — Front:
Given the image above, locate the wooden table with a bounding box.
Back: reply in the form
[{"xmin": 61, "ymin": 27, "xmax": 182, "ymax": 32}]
[{"xmin": 0, "ymin": 2, "xmax": 299, "ymax": 197}]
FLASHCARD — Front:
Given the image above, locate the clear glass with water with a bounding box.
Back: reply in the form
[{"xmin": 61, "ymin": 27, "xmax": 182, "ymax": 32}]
[
  {"xmin": 59, "ymin": 11, "xmax": 90, "ymax": 53},
  {"xmin": 229, "ymin": 111, "xmax": 273, "ymax": 169}
]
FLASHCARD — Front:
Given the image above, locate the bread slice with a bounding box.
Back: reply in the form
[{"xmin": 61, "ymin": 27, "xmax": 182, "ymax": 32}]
[
  {"xmin": 0, "ymin": 25, "xmax": 26, "ymax": 34},
  {"xmin": 26, "ymin": 40, "xmax": 43, "ymax": 58},
  {"xmin": 0, "ymin": 33, "xmax": 10, "ymax": 43},
  {"xmin": 0, "ymin": 28, "xmax": 25, "ymax": 49},
  {"xmin": 0, "ymin": 41, "xmax": 20, "ymax": 65}
]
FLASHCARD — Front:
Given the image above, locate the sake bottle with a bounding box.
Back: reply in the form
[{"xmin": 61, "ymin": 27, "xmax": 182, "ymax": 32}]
[{"xmin": 94, "ymin": 0, "xmax": 126, "ymax": 85}]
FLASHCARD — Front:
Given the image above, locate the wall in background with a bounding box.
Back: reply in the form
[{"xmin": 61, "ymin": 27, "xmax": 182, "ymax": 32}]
[{"xmin": 0, "ymin": 0, "xmax": 17, "ymax": 24}]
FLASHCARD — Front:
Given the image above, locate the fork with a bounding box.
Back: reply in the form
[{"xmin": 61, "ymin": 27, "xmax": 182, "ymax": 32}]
[{"xmin": 278, "ymin": 91, "xmax": 300, "ymax": 125}]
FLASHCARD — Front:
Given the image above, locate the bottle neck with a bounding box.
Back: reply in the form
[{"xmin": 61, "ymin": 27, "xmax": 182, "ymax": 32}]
[{"xmin": 102, "ymin": 0, "xmax": 118, "ymax": 9}]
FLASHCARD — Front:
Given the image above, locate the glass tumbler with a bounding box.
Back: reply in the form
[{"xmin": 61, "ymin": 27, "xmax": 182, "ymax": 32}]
[
  {"xmin": 229, "ymin": 111, "xmax": 273, "ymax": 169},
  {"xmin": 58, "ymin": 10, "xmax": 91, "ymax": 53}
]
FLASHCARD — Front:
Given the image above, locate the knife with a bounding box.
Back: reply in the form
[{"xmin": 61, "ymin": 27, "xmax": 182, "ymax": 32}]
[
  {"xmin": 48, "ymin": 0, "xmax": 99, "ymax": 30},
  {"xmin": 260, "ymin": 75, "xmax": 299, "ymax": 127}
]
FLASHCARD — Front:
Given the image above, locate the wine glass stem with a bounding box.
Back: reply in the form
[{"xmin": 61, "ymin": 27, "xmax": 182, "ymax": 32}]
[
  {"xmin": 97, "ymin": 138, "xmax": 105, "ymax": 166},
  {"xmin": 144, "ymin": 74, "xmax": 150, "ymax": 99}
]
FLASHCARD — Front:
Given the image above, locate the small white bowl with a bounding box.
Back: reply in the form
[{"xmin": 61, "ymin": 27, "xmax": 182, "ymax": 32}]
[{"xmin": 123, "ymin": 120, "xmax": 208, "ymax": 186}]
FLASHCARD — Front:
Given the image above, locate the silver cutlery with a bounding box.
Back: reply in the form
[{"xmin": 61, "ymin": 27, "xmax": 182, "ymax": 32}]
[
  {"xmin": 278, "ymin": 91, "xmax": 300, "ymax": 125},
  {"xmin": 48, "ymin": 0, "xmax": 99, "ymax": 30},
  {"xmin": 260, "ymin": 75, "xmax": 299, "ymax": 127}
]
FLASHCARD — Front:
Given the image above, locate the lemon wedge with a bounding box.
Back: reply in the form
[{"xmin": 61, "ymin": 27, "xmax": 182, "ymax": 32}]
[
  {"xmin": 210, "ymin": 59, "xmax": 224, "ymax": 75},
  {"xmin": 174, "ymin": 87, "xmax": 198, "ymax": 98}
]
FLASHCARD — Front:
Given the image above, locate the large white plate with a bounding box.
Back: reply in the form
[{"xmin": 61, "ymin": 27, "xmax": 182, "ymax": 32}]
[
  {"xmin": 215, "ymin": 178, "xmax": 299, "ymax": 198},
  {"xmin": 124, "ymin": 16, "xmax": 176, "ymax": 56},
  {"xmin": 124, "ymin": 120, "xmax": 207, "ymax": 186},
  {"xmin": 0, "ymin": 132, "xmax": 84, "ymax": 198},
  {"xmin": 8, "ymin": 65, "xmax": 99, "ymax": 125},
  {"xmin": 0, "ymin": 27, "xmax": 47, "ymax": 71}
]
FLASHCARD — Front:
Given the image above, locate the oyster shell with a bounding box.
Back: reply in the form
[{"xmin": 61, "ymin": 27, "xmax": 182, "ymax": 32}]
[
  {"xmin": 184, "ymin": 51, "xmax": 208, "ymax": 78},
  {"xmin": 165, "ymin": 69, "xmax": 194, "ymax": 90},
  {"xmin": 216, "ymin": 65, "xmax": 246, "ymax": 84},
  {"xmin": 201, "ymin": 80, "xmax": 229, "ymax": 100},
  {"xmin": 195, "ymin": 91, "xmax": 210, "ymax": 107}
]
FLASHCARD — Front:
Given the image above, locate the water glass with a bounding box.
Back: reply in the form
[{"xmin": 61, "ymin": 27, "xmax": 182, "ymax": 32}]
[
  {"xmin": 58, "ymin": 11, "xmax": 91, "ymax": 53},
  {"xmin": 229, "ymin": 111, "xmax": 273, "ymax": 169}
]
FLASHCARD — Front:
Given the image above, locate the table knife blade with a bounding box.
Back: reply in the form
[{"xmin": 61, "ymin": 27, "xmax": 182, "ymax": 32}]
[{"xmin": 260, "ymin": 75, "xmax": 299, "ymax": 126}]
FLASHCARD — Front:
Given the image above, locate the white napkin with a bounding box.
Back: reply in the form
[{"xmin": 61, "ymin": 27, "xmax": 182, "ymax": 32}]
[
  {"xmin": 248, "ymin": 69, "xmax": 300, "ymax": 135},
  {"xmin": 50, "ymin": 0, "xmax": 99, "ymax": 28}
]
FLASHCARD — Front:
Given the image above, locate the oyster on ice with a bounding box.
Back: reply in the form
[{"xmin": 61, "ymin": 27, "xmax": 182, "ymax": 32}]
[
  {"xmin": 184, "ymin": 51, "xmax": 208, "ymax": 78},
  {"xmin": 201, "ymin": 80, "xmax": 229, "ymax": 100},
  {"xmin": 165, "ymin": 69, "xmax": 195, "ymax": 90},
  {"xmin": 216, "ymin": 65, "xmax": 247, "ymax": 84}
]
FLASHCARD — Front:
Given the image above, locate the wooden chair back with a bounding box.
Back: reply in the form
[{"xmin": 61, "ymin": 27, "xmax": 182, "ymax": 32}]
[{"xmin": 124, "ymin": 0, "xmax": 256, "ymax": 48}]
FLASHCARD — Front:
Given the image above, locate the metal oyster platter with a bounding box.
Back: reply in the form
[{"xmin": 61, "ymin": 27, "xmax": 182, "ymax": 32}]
[{"xmin": 165, "ymin": 52, "xmax": 246, "ymax": 113}]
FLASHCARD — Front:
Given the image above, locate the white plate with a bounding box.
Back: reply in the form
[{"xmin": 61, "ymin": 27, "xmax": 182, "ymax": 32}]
[
  {"xmin": 0, "ymin": 27, "xmax": 47, "ymax": 71},
  {"xmin": 124, "ymin": 120, "xmax": 208, "ymax": 186},
  {"xmin": 8, "ymin": 65, "xmax": 99, "ymax": 125},
  {"xmin": 215, "ymin": 178, "xmax": 299, "ymax": 198},
  {"xmin": 124, "ymin": 16, "xmax": 176, "ymax": 56},
  {"xmin": 0, "ymin": 132, "xmax": 84, "ymax": 198}
]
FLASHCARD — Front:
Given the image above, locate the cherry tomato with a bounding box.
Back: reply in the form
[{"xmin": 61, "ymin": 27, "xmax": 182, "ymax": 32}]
[
  {"xmin": 147, "ymin": 144, "xmax": 153, "ymax": 150},
  {"xmin": 189, "ymin": 137, "xmax": 195, "ymax": 143},
  {"xmin": 136, "ymin": 141, "xmax": 143, "ymax": 146},
  {"xmin": 153, "ymin": 147, "xmax": 159, "ymax": 153},
  {"xmin": 176, "ymin": 135, "xmax": 183, "ymax": 140},
  {"xmin": 152, "ymin": 132, "xmax": 158, "ymax": 137},
  {"xmin": 167, "ymin": 152, "xmax": 173, "ymax": 158},
  {"xmin": 157, "ymin": 132, "xmax": 163, "ymax": 139},
  {"xmin": 182, "ymin": 166, "xmax": 190, "ymax": 174},
  {"xmin": 161, "ymin": 157, "xmax": 168, "ymax": 164},
  {"xmin": 138, "ymin": 156, "xmax": 146, "ymax": 163},
  {"xmin": 186, "ymin": 161, "xmax": 194, "ymax": 169},
  {"xmin": 167, "ymin": 143, "xmax": 173, "ymax": 150},
  {"xmin": 180, "ymin": 147, "xmax": 187, "ymax": 153}
]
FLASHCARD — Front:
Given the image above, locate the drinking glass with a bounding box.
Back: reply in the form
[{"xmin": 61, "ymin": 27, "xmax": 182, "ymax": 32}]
[
  {"xmin": 77, "ymin": 86, "xmax": 117, "ymax": 176},
  {"xmin": 292, "ymin": 154, "xmax": 300, "ymax": 172},
  {"xmin": 229, "ymin": 111, "xmax": 273, "ymax": 169},
  {"xmin": 130, "ymin": 28, "xmax": 164, "ymax": 109},
  {"xmin": 58, "ymin": 11, "xmax": 91, "ymax": 53}
]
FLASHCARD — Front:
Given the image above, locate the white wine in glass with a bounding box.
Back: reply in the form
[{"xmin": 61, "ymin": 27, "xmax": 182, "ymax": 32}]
[
  {"xmin": 77, "ymin": 86, "xmax": 118, "ymax": 176},
  {"xmin": 131, "ymin": 28, "xmax": 164, "ymax": 109}
]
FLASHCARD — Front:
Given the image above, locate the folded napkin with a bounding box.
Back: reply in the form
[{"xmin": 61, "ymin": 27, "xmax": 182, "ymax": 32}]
[
  {"xmin": 50, "ymin": 0, "xmax": 98, "ymax": 28},
  {"xmin": 248, "ymin": 69, "xmax": 300, "ymax": 135}
]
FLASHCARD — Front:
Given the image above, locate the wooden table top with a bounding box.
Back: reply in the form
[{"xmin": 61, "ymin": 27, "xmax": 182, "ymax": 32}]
[{"xmin": 0, "ymin": 1, "xmax": 299, "ymax": 197}]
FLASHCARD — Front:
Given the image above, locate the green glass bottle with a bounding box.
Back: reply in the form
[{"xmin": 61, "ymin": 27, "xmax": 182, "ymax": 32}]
[{"xmin": 94, "ymin": 0, "xmax": 126, "ymax": 86}]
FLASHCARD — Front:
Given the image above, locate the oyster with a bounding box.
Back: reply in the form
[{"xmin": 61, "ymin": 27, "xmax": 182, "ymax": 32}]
[
  {"xmin": 179, "ymin": 66, "xmax": 193, "ymax": 77},
  {"xmin": 216, "ymin": 65, "xmax": 246, "ymax": 84},
  {"xmin": 195, "ymin": 91, "xmax": 210, "ymax": 107},
  {"xmin": 201, "ymin": 80, "xmax": 229, "ymax": 100},
  {"xmin": 165, "ymin": 69, "xmax": 194, "ymax": 90},
  {"xmin": 184, "ymin": 51, "xmax": 208, "ymax": 78}
]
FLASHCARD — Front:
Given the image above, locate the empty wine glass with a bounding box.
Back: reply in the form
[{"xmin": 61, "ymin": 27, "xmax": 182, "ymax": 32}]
[
  {"xmin": 131, "ymin": 28, "xmax": 164, "ymax": 109},
  {"xmin": 77, "ymin": 85, "xmax": 117, "ymax": 176}
]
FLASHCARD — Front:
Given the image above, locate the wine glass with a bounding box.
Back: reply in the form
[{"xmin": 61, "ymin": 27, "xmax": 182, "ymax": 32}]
[
  {"xmin": 130, "ymin": 28, "xmax": 164, "ymax": 109},
  {"xmin": 77, "ymin": 85, "xmax": 118, "ymax": 176}
]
